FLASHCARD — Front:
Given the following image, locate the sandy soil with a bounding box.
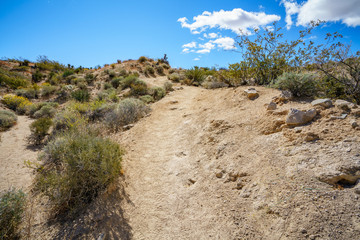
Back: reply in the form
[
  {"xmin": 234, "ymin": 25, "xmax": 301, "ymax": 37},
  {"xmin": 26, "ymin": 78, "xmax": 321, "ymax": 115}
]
[{"xmin": 0, "ymin": 116, "xmax": 37, "ymax": 192}]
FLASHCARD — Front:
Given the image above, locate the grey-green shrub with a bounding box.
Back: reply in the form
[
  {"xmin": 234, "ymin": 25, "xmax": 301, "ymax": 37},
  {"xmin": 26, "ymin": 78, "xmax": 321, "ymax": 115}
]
[
  {"xmin": 163, "ymin": 81, "xmax": 173, "ymax": 92},
  {"xmin": 0, "ymin": 110, "xmax": 17, "ymax": 131},
  {"xmin": 35, "ymin": 129, "xmax": 123, "ymax": 215},
  {"xmin": 168, "ymin": 73, "xmax": 180, "ymax": 82},
  {"xmin": 28, "ymin": 102, "xmax": 58, "ymax": 118},
  {"xmin": 29, "ymin": 118, "xmax": 52, "ymax": 145},
  {"xmin": 53, "ymin": 109, "xmax": 87, "ymax": 132},
  {"xmin": 274, "ymin": 72, "xmax": 319, "ymax": 98},
  {"xmin": 156, "ymin": 65, "xmax": 164, "ymax": 75},
  {"xmin": 150, "ymin": 87, "xmax": 166, "ymax": 100},
  {"xmin": 15, "ymin": 88, "xmax": 38, "ymax": 99},
  {"xmin": 140, "ymin": 95, "xmax": 154, "ymax": 104},
  {"xmin": 33, "ymin": 105, "xmax": 57, "ymax": 119},
  {"xmin": 41, "ymin": 85, "xmax": 58, "ymax": 98},
  {"xmin": 0, "ymin": 189, "xmax": 26, "ymax": 239},
  {"xmin": 105, "ymin": 98, "xmax": 149, "ymax": 131}
]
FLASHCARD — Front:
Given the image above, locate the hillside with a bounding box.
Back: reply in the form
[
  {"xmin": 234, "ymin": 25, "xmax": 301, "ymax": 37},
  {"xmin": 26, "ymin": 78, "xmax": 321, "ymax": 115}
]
[{"xmin": 0, "ymin": 58, "xmax": 360, "ymax": 239}]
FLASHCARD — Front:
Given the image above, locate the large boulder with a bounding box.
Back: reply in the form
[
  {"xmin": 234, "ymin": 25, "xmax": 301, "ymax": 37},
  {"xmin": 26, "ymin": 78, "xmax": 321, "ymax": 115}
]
[
  {"xmin": 311, "ymin": 98, "xmax": 332, "ymax": 108},
  {"xmin": 286, "ymin": 108, "xmax": 317, "ymax": 126},
  {"xmin": 244, "ymin": 88, "xmax": 259, "ymax": 100}
]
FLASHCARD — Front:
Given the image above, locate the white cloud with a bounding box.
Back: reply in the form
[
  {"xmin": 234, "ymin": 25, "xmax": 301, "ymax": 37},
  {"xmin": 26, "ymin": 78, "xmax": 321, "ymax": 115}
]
[
  {"xmin": 178, "ymin": 8, "xmax": 281, "ymax": 35},
  {"xmin": 282, "ymin": 0, "xmax": 360, "ymax": 28},
  {"xmin": 212, "ymin": 37, "xmax": 236, "ymax": 50},
  {"xmin": 204, "ymin": 32, "xmax": 219, "ymax": 39},
  {"xmin": 196, "ymin": 42, "xmax": 215, "ymax": 54},
  {"xmin": 193, "ymin": 57, "xmax": 200, "ymax": 61},
  {"xmin": 182, "ymin": 42, "xmax": 197, "ymax": 48}
]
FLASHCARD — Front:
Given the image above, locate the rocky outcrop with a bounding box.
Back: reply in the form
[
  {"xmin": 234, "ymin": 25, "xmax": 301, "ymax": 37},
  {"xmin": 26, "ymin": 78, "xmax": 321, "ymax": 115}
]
[
  {"xmin": 335, "ymin": 99, "xmax": 355, "ymax": 111},
  {"xmin": 311, "ymin": 99, "xmax": 332, "ymax": 108},
  {"xmin": 244, "ymin": 88, "xmax": 259, "ymax": 100},
  {"xmin": 286, "ymin": 108, "xmax": 317, "ymax": 126}
]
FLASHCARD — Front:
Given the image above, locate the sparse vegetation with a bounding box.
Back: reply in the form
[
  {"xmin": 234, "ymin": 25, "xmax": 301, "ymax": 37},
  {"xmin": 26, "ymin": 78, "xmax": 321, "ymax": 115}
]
[
  {"xmin": 185, "ymin": 66, "xmax": 205, "ymax": 86},
  {"xmin": 29, "ymin": 118, "xmax": 53, "ymax": 145},
  {"xmin": 0, "ymin": 67, "xmax": 29, "ymax": 89},
  {"xmin": 274, "ymin": 72, "xmax": 319, "ymax": 98},
  {"xmin": 1, "ymin": 94, "xmax": 32, "ymax": 113},
  {"xmin": 71, "ymin": 89, "xmax": 90, "ymax": 102},
  {"xmin": 0, "ymin": 110, "xmax": 17, "ymax": 131},
  {"xmin": 138, "ymin": 56, "xmax": 147, "ymax": 63},
  {"xmin": 149, "ymin": 87, "xmax": 166, "ymax": 100},
  {"xmin": 0, "ymin": 189, "xmax": 26, "ymax": 239}
]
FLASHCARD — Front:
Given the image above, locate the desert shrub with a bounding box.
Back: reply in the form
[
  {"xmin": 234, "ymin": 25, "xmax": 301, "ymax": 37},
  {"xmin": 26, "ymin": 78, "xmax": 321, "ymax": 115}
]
[
  {"xmin": 41, "ymin": 85, "xmax": 58, "ymax": 97},
  {"xmin": 15, "ymin": 88, "xmax": 38, "ymax": 99},
  {"xmin": 35, "ymin": 129, "xmax": 123, "ymax": 215},
  {"xmin": 185, "ymin": 67, "xmax": 205, "ymax": 85},
  {"xmin": 138, "ymin": 56, "xmax": 147, "ymax": 63},
  {"xmin": 103, "ymin": 82, "xmax": 113, "ymax": 90},
  {"xmin": 168, "ymin": 73, "xmax": 180, "ymax": 82},
  {"xmin": 139, "ymin": 95, "xmax": 154, "ymax": 104},
  {"xmin": 29, "ymin": 118, "xmax": 53, "ymax": 145},
  {"xmin": 161, "ymin": 63, "xmax": 170, "ymax": 70},
  {"xmin": 0, "ymin": 189, "xmax": 26, "ymax": 239},
  {"xmin": 28, "ymin": 102, "xmax": 58, "ymax": 118},
  {"xmin": 53, "ymin": 109, "xmax": 87, "ymax": 132},
  {"xmin": 163, "ymin": 81, "xmax": 173, "ymax": 92},
  {"xmin": 168, "ymin": 68, "xmax": 175, "ymax": 74},
  {"xmin": 107, "ymin": 70, "xmax": 116, "ymax": 79},
  {"xmin": 155, "ymin": 66, "xmax": 164, "ymax": 75},
  {"xmin": 36, "ymin": 56, "xmax": 66, "ymax": 71},
  {"xmin": 121, "ymin": 75, "xmax": 138, "ymax": 89},
  {"xmin": 118, "ymin": 68, "xmax": 127, "ymax": 77},
  {"xmin": 85, "ymin": 73, "xmax": 95, "ymax": 84},
  {"xmin": 274, "ymin": 72, "xmax": 319, "ymax": 98},
  {"xmin": 149, "ymin": 87, "xmax": 166, "ymax": 100},
  {"xmin": 105, "ymin": 98, "xmax": 149, "ymax": 131},
  {"xmin": 0, "ymin": 110, "xmax": 17, "ymax": 131},
  {"xmin": 111, "ymin": 77, "xmax": 122, "ymax": 89},
  {"xmin": 202, "ymin": 80, "xmax": 229, "ymax": 89},
  {"xmin": 62, "ymin": 69, "xmax": 75, "ymax": 78},
  {"xmin": 1, "ymin": 94, "xmax": 32, "ymax": 113},
  {"xmin": 71, "ymin": 89, "xmax": 90, "ymax": 102},
  {"xmin": 32, "ymin": 70, "xmax": 43, "ymax": 82},
  {"xmin": 144, "ymin": 66, "xmax": 155, "ymax": 76},
  {"xmin": 0, "ymin": 68, "xmax": 29, "ymax": 89},
  {"xmin": 33, "ymin": 105, "xmax": 57, "ymax": 119},
  {"xmin": 130, "ymin": 80, "xmax": 148, "ymax": 96},
  {"xmin": 110, "ymin": 63, "xmax": 116, "ymax": 69}
]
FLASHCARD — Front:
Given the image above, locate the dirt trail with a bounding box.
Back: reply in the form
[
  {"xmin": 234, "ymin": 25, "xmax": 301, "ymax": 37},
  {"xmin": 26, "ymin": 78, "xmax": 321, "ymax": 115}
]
[{"xmin": 0, "ymin": 116, "xmax": 37, "ymax": 192}]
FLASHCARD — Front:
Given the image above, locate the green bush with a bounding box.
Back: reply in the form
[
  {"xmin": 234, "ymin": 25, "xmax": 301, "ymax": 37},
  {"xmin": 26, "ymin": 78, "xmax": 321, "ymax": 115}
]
[
  {"xmin": 0, "ymin": 189, "xmax": 26, "ymax": 239},
  {"xmin": 111, "ymin": 77, "xmax": 123, "ymax": 89},
  {"xmin": 71, "ymin": 89, "xmax": 90, "ymax": 102},
  {"xmin": 144, "ymin": 66, "xmax": 155, "ymax": 76},
  {"xmin": 33, "ymin": 105, "xmax": 57, "ymax": 119},
  {"xmin": 85, "ymin": 73, "xmax": 95, "ymax": 84},
  {"xmin": 0, "ymin": 110, "xmax": 17, "ymax": 131},
  {"xmin": 139, "ymin": 95, "xmax": 154, "ymax": 104},
  {"xmin": 163, "ymin": 81, "xmax": 173, "ymax": 92},
  {"xmin": 53, "ymin": 109, "xmax": 87, "ymax": 132},
  {"xmin": 41, "ymin": 85, "xmax": 58, "ymax": 97},
  {"xmin": 28, "ymin": 102, "xmax": 58, "ymax": 118},
  {"xmin": 130, "ymin": 80, "xmax": 148, "ymax": 96},
  {"xmin": 162, "ymin": 63, "xmax": 170, "ymax": 70},
  {"xmin": 155, "ymin": 65, "xmax": 164, "ymax": 75},
  {"xmin": 120, "ymin": 75, "xmax": 138, "ymax": 89},
  {"xmin": 29, "ymin": 118, "xmax": 53, "ymax": 145},
  {"xmin": 185, "ymin": 66, "xmax": 205, "ymax": 85},
  {"xmin": 0, "ymin": 68, "xmax": 29, "ymax": 89},
  {"xmin": 168, "ymin": 73, "xmax": 180, "ymax": 82},
  {"xmin": 274, "ymin": 72, "xmax": 319, "ymax": 98},
  {"xmin": 149, "ymin": 87, "xmax": 166, "ymax": 100},
  {"xmin": 35, "ymin": 129, "xmax": 123, "ymax": 215},
  {"xmin": 105, "ymin": 98, "xmax": 149, "ymax": 131},
  {"xmin": 1, "ymin": 94, "xmax": 32, "ymax": 113},
  {"xmin": 32, "ymin": 70, "xmax": 43, "ymax": 82},
  {"xmin": 138, "ymin": 56, "xmax": 147, "ymax": 63},
  {"xmin": 107, "ymin": 70, "xmax": 116, "ymax": 79},
  {"xmin": 62, "ymin": 69, "xmax": 75, "ymax": 78},
  {"xmin": 15, "ymin": 88, "xmax": 38, "ymax": 99}
]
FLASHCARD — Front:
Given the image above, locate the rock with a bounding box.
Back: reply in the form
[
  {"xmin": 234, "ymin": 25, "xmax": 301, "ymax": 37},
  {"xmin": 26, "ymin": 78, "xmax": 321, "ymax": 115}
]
[
  {"xmin": 267, "ymin": 102, "xmax": 277, "ymax": 110},
  {"xmin": 350, "ymin": 120, "xmax": 358, "ymax": 128},
  {"xmin": 353, "ymin": 109, "xmax": 360, "ymax": 117},
  {"xmin": 354, "ymin": 185, "xmax": 360, "ymax": 194},
  {"xmin": 244, "ymin": 88, "xmax": 259, "ymax": 100},
  {"xmin": 170, "ymin": 100, "xmax": 178, "ymax": 104},
  {"xmin": 286, "ymin": 108, "xmax": 317, "ymax": 126},
  {"xmin": 216, "ymin": 172, "xmax": 223, "ymax": 178},
  {"xmin": 294, "ymin": 127, "xmax": 303, "ymax": 133},
  {"xmin": 335, "ymin": 99, "xmax": 355, "ymax": 111},
  {"xmin": 279, "ymin": 90, "xmax": 293, "ymax": 101},
  {"xmin": 188, "ymin": 178, "xmax": 196, "ymax": 184},
  {"xmin": 234, "ymin": 182, "xmax": 244, "ymax": 190},
  {"xmin": 311, "ymin": 98, "xmax": 332, "ymax": 108},
  {"xmin": 304, "ymin": 132, "xmax": 319, "ymax": 142},
  {"xmin": 330, "ymin": 114, "xmax": 348, "ymax": 120},
  {"xmin": 122, "ymin": 124, "xmax": 134, "ymax": 130}
]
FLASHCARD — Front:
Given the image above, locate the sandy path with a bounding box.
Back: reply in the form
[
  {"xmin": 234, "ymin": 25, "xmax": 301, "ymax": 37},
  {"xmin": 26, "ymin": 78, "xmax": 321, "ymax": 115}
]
[{"xmin": 0, "ymin": 116, "xmax": 37, "ymax": 192}]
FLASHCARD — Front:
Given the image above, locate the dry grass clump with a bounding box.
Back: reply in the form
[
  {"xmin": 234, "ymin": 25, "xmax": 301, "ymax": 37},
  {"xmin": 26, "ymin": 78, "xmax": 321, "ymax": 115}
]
[
  {"xmin": 0, "ymin": 189, "xmax": 26, "ymax": 239},
  {"xmin": 0, "ymin": 110, "xmax": 17, "ymax": 131},
  {"xmin": 35, "ymin": 128, "xmax": 123, "ymax": 216}
]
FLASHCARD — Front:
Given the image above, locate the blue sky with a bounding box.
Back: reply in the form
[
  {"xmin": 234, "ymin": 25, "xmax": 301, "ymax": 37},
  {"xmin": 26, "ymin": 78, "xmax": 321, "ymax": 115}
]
[{"xmin": 0, "ymin": 0, "xmax": 359, "ymax": 69}]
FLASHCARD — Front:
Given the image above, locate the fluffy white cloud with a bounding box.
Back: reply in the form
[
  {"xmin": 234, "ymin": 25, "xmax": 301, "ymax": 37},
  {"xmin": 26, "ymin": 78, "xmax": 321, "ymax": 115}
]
[
  {"xmin": 193, "ymin": 57, "xmax": 200, "ymax": 61},
  {"xmin": 178, "ymin": 8, "xmax": 281, "ymax": 35},
  {"xmin": 182, "ymin": 42, "xmax": 197, "ymax": 48},
  {"xmin": 282, "ymin": 0, "xmax": 360, "ymax": 28},
  {"xmin": 196, "ymin": 42, "xmax": 215, "ymax": 54},
  {"xmin": 204, "ymin": 33, "xmax": 218, "ymax": 39},
  {"xmin": 212, "ymin": 37, "xmax": 236, "ymax": 50}
]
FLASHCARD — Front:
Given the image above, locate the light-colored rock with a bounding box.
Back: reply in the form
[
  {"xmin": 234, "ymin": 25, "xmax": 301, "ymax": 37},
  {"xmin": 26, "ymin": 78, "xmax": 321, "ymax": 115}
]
[
  {"xmin": 267, "ymin": 102, "xmax": 277, "ymax": 110},
  {"xmin": 330, "ymin": 114, "xmax": 348, "ymax": 120},
  {"xmin": 335, "ymin": 99, "xmax": 355, "ymax": 111},
  {"xmin": 244, "ymin": 88, "xmax": 259, "ymax": 100},
  {"xmin": 294, "ymin": 127, "xmax": 303, "ymax": 133},
  {"xmin": 286, "ymin": 108, "xmax": 317, "ymax": 126},
  {"xmin": 279, "ymin": 90, "xmax": 293, "ymax": 101},
  {"xmin": 311, "ymin": 99, "xmax": 332, "ymax": 108},
  {"xmin": 123, "ymin": 124, "xmax": 135, "ymax": 130}
]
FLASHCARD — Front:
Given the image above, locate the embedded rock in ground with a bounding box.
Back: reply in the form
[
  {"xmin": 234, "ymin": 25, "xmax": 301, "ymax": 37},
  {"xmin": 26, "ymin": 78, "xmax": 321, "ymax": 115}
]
[
  {"xmin": 286, "ymin": 108, "xmax": 317, "ymax": 126},
  {"xmin": 267, "ymin": 102, "xmax": 277, "ymax": 110},
  {"xmin": 311, "ymin": 99, "xmax": 332, "ymax": 108},
  {"xmin": 279, "ymin": 90, "xmax": 293, "ymax": 101},
  {"xmin": 317, "ymin": 164, "xmax": 360, "ymax": 186},
  {"xmin": 244, "ymin": 88, "xmax": 259, "ymax": 100},
  {"xmin": 335, "ymin": 99, "xmax": 355, "ymax": 111},
  {"xmin": 350, "ymin": 120, "xmax": 358, "ymax": 129},
  {"xmin": 304, "ymin": 132, "xmax": 320, "ymax": 142}
]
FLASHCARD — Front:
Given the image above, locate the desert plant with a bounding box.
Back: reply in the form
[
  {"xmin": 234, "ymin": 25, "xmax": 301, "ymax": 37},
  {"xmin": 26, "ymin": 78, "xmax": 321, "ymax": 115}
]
[
  {"xmin": 41, "ymin": 85, "xmax": 58, "ymax": 97},
  {"xmin": 111, "ymin": 77, "xmax": 122, "ymax": 89},
  {"xmin": 0, "ymin": 110, "xmax": 17, "ymax": 131},
  {"xmin": 139, "ymin": 95, "xmax": 154, "ymax": 104},
  {"xmin": 0, "ymin": 189, "xmax": 26, "ymax": 239},
  {"xmin": 274, "ymin": 72, "xmax": 319, "ymax": 97},
  {"xmin": 130, "ymin": 80, "xmax": 148, "ymax": 96},
  {"xmin": 85, "ymin": 73, "xmax": 96, "ymax": 84},
  {"xmin": 33, "ymin": 105, "xmax": 57, "ymax": 119},
  {"xmin": 15, "ymin": 88, "xmax": 38, "ymax": 99},
  {"xmin": 53, "ymin": 109, "xmax": 87, "ymax": 132},
  {"xmin": 163, "ymin": 81, "xmax": 173, "ymax": 92},
  {"xmin": 120, "ymin": 75, "xmax": 138, "ymax": 89},
  {"xmin": 71, "ymin": 89, "xmax": 90, "ymax": 102},
  {"xmin": 62, "ymin": 69, "xmax": 75, "ymax": 78},
  {"xmin": 28, "ymin": 102, "xmax": 58, "ymax": 118},
  {"xmin": 105, "ymin": 98, "xmax": 149, "ymax": 131},
  {"xmin": 35, "ymin": 128, "xmax": 123, "ymax": 215},
  {"xmin": 0, "ymin": 68, "xmax": 29, "ymax": 89},
  {"xmin": 138, "ymin": 56, "xmax": 147, "ymax": 63},
  {"xmin": 32, "ymin": 70, "xmax": 43, "ymax": 82},
  {"xmin": 144, "ymin": 66, "xmax": 155, "ymax": 76},
  {"xmin": 1, "ymin": 94, "xmax": 32, "ymax": 113},
  {"xmin": 185, "ymin": 67, "xmax": 205, "ymax": 85},
  {"xmin": 168, "ymin": 73, "xmax": 180, "ymax": 82},
  {"xmin": 161, "ymin": 63, "xmax": 170, "ymax": 70},
  {"xmin": 29, "ymin": 118, "xmax": 53, "ymax": 145},
  {"xmin": 155, "ymin": 66, "xmax": 164, "ymax": 75},
  {"xmin": 149, "ymin": 87, "xmax": 166, "ymax": 100}
]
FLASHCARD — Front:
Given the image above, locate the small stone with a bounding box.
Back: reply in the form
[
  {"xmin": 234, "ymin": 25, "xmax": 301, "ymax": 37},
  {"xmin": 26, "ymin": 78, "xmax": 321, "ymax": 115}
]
[
  {"xmin": 330, "ymin": 114, "xmax": 348, "ymax": 120},
  {"xmin": 188, "ymin": 178, "xmax": 196, "ymax": 184},
  {"xmin": 234, "ymin": 182, "xmax": 244, "ymax": 190},
  {"xmin": 311, "ymin": 98, "xmax": 332, "ymax": 108},
  {"xmin": 350, "ymin": 120, "xmax": 358, "ymax": 128},
  {"xmin": 216, "ymin": 172, "xmax": 223, "ymax": 178},
  {"xmin": 294, "ymin": 127, "xmax": 303, "ymax": 133},
  {"xmin": 170, "ymin": 100, "xmax": 178, "ymax": 104},
  {"xmin": 267, "ymin": 102, "xmax": 277, "ymax": 110},
  {"xmin": 304, "ymin": 132, "xmax": 319, "ymax": 142},
  {"xmin": 244, "ymin": 88, "xmax": 259, "ymax": 100},
  {"xmin": 286, "ymin": 108, "xmax": 317, "ymax": 126},
  {"xmin": 122, "ymin": 124, "xmax": 134, "ymax": 130}
]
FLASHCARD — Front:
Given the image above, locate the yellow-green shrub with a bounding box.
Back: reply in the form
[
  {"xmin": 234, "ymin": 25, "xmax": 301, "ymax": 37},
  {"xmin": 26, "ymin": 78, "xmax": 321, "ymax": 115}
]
[{"xmin": 1, "ymin": 94, "xmax": 32, "ymax": 113}]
